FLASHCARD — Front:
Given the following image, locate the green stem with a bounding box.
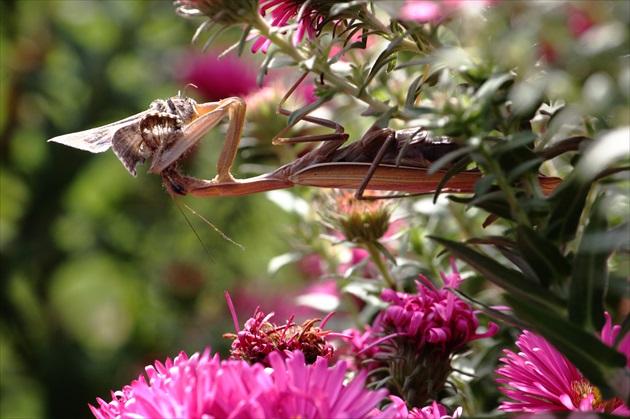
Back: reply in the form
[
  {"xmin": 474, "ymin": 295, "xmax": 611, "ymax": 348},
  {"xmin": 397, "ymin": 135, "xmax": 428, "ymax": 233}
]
[
  {"xmin": 250, "ymin": 13, "xmax": 405, "ymax": 118},
  {"xmin": 478, "ymin": 141, "xmax": 532, "ymax": 227},
  {"xmin": 364, "ymin": 241, "xmax": 396, "ymax": 289}
]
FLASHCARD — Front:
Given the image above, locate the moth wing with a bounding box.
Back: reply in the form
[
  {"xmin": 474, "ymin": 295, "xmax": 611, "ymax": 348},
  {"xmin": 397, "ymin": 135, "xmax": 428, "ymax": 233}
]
[
  {"xmin": 112, "ymin": 123, "xmax": 147, "ymax": 177},
  {"xmin": 149, "ymin": 106, "xmax": 230, "ymax": 174},
  {"xmin": 47, "ymin": 112, "xmax": 145, "ymax": 153}
]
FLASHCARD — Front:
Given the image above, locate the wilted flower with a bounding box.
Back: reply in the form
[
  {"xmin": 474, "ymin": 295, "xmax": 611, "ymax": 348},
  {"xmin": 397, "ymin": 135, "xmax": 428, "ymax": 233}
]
[
  {"xmin": 343, "ymin": 261, "xmax": 499, "ymax": 406},
  {"xmin": 374, "ymin": 396, "xmax": 463, "ymax": 418},
  {"xmin": 223, "ymin": 306, "xmax": 334, "ymax": 366},
  {"xmin": 90, "ymin": 349, "xmax": 391, "ymax": 419},
  {"xmin": 495, "ymin": 312, "xmax": 630, "ymax": 414}
]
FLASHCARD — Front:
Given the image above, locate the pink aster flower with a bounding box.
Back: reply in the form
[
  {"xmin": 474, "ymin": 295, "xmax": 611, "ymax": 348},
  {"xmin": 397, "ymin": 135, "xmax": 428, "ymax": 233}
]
[
  {"xmin": 90, "ymin": 349, "xmax": 391, "ymax": 419},
  {"xmin": 495, "ymin": 312, "xmax": 630, "ymax": 414},
  {"xmin": 341, "ymin": 260, "xmax": 499, "ymax": 407},
  {"xmin": 337, "ymin": 325, "xmax": 384, "ymax": 373},
  {"xmin": 251, "ymin": 0, "xmax": 324, "ymax": 53},
  {"xmin": 372, "ymin": 396, "xmax": 463, "ymax": 418},
  {"xmin": 376, "ymin": 260, "xmax": 499, "ymax": 354}
]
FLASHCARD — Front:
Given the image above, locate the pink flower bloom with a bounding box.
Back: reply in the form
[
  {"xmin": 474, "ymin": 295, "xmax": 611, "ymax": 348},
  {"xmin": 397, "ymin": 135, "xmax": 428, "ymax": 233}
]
[
  {"xmin": 252, "ymin": 0, "xmax": 322, "ymax": 53},
  {"xmin": 377, "ymin": 261, "xmax": 499, "ymax": 353},
  {"xmin": 341, "ymin": 261, "xmax": 499, "ymax": 407},
  {"xmin": 90, "ymin": 349, "xmax": 391, "ymax": 419},
  {"xmin": 373, "ymin": 396, "xmax": 463, "ymax": 418},
  {"xmin": 337, "ymin": 325, "xmax": 384, "ymax": 373},
  {"xmin": 599, "ymin": 312, "xmax": 630, "ymax": 368},
  {"xmin": 495, "ymin": 313, "xmax": 630, "ymax": 414}
]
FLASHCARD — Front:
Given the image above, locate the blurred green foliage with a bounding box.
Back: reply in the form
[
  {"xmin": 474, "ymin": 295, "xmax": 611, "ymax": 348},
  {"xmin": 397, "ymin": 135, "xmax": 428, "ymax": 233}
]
[{"xmin": 0, "ymin": 2, "xmax": 304, "ymax": 417}]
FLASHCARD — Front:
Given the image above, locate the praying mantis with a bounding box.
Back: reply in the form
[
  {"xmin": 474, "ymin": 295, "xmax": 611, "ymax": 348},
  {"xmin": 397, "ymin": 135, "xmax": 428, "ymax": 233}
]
[{"xmin": 48, "ymin": 85, "xmax": 562, "ymax": 199}]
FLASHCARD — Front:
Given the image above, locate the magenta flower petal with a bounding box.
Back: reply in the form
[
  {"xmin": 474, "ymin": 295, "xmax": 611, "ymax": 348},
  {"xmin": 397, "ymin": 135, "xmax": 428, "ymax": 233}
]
[
  {"xmin": 90, "ymin": 348, "xmax": 390, "ymax": 418},
  {"xmin": 495, "ymin": 316, "xmax": 629, "ymax": 414}
]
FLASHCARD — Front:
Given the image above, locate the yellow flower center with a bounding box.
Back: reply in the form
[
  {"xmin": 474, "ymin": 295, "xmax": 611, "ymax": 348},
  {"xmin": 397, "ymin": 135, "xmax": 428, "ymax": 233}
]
[{"xmin": 570, "ymin": 378, "xmax": 623, "ymax": 412}]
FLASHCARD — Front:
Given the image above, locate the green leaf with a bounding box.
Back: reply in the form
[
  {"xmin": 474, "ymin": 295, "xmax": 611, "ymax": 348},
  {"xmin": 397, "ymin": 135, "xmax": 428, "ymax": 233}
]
[
  {"xmin": 429, "ymin": 237, "xmax": 564, "ymax": 307},
  {"xmin": 286, "ymin": 93, "xmax": 334, "ymax": 127},
  {"xmin": 427, "ymin": 145, "xmax": 474, "ymax": 174},
  {"xmin": 236, "ymin": 24, "xmax": 253, "ymax": 57},
  {"xmin": 472, "ymin": 73, "xmax": 514, "ymax": 104},
  {"xmin": 432, "ymin": 157, "xmax": 474, "ymax": 203},
  {"xmin": 569, "ymin": 193, "xmax": 609, "ymax": 329},
  {"xmin": 516, "ymin": 225, "xmax": 571, "ymax": 287},
  {"xmin": 504, "ymin": 294, "xmax": 626, "ymax": 400},
  {"xmin": 544, "ymin": 170, "xmax": 592, "ymax": 243},
  {"xmin": 491, "ymin": 132, "xmax": 536, "ymax": 155},
  {"xmin": 496, "ymin": 246, "xmax": 542, "ymax": 284},
  {"xmin": 360, "ymin": 37, "xmax": 402, "ymax": 96},
  {"xmin": 546, "ymin": 128, "xmax": 630, "ymax": 243},
  {"xmin": 257, "ymin": 50, "xmax": 280, "ymax": 87},
  {"xmin": 461, "ymin": 190, "xmax": 515, "ymax": 221},
  {"xmin": 536, "ymin": 136, "xmax": 591, "ymax": 160},
  {"xmin": 505, "ymin": 158, "xmax": 544, "ymax": 184}
]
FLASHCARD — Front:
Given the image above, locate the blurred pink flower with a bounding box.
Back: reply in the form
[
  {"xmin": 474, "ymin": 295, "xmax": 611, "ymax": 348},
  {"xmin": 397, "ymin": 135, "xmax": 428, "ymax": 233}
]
[
  {"xmin": 400, "ymin": 1, "xmax": 441, "ymax": 22},
  {"xmin": 337, "ymin": 325, "xmax": 384, "ymax": 373},
  {"xmin": 90, "ymin": 349, "xmax": 391, "ymax": 419},
  {"xmin": 495, "ymin": 313, "xmax": 629, "ymax": 414},
  {"xmin": 374, "ymin": 396, "xmax": 463, "ymax": 418},
  {"xmin": 179, "ymin": 53, "xmax": 258, "ymax": 101},
  {"xmin": 400, "ymin": 0, "xmax": 493, "ymax": 23},
  {"xmin": 567, "ymin": 5, "xmax": 595, "ymax": 37}
]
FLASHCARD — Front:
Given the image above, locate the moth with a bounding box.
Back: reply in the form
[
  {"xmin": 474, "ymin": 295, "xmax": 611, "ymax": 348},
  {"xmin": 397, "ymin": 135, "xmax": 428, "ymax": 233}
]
[{"xmin": 48, "ymin": 94, "xmax": 243, "ymax": 195}]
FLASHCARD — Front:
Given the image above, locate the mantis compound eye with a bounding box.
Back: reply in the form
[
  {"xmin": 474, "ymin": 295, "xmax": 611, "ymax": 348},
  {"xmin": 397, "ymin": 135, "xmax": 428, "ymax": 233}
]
[{"xmin": 161, "ymin": 169, "xmax": 189, "ymax": 196}]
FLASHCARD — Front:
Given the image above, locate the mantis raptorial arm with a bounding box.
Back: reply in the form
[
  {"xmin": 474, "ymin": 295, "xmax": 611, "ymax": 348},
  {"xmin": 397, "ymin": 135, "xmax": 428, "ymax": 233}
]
[{"xmin": 47, "ymin": 86, "xmax": 562, "ymax": 199}]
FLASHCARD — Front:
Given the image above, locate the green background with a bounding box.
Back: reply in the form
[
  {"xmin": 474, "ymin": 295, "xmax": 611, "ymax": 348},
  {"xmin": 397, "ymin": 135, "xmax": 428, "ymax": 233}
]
[{"xmin": 1, "ymin": 2, "xmax": 311, "ymax": 417}]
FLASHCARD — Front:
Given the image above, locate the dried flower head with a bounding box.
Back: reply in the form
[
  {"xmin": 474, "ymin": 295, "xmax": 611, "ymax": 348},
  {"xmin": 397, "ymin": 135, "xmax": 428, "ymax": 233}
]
[
  {"xmin": 495, "ymin": 312, "xmax": 630, "ymax": 414},
  {"xmin": 175, "ymin": 0, "xmax": 259, "ymax": 25},
  {"xmin": 223, "ymin": 306, "xmax": 334, "ymax": 366}
]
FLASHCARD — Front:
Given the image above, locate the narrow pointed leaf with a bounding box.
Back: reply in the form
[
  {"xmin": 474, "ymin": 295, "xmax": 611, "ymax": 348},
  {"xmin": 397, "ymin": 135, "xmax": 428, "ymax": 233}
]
[
  {"xmin": 544, "ymin": 170, "xmax": 591, "ymax": 243},
  {"xmin": 516, "ymin": 225, "xmax": 571, "ymax": 287},
  {"xmin": 569, "ymin": 193, "xmax": 609, "ymax": 329},
  {"xmin": 429, "ymin": 237, "xmax": 564, "ymax": 307}
]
